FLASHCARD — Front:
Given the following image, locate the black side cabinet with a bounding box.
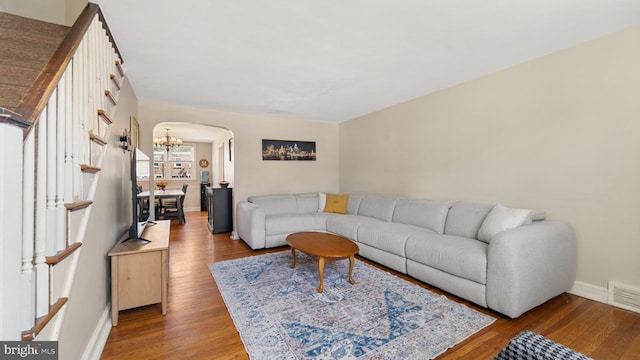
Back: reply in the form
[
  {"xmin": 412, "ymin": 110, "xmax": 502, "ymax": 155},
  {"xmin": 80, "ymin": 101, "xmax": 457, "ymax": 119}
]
[
  {"xmin": 207, "ymin": 187, "xmax": 232, "ymax": 233},
  {"xmin": 200, "ymin": 183, "xmax": 210, "ymax": 211}
]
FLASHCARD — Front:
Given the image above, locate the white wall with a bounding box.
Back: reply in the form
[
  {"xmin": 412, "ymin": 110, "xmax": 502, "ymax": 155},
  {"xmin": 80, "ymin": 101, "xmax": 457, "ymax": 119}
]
[
  {"xmin": 139, "ymin": 101, "xmax": 340, "ymax": 229},
  {"xmin": 339, "ymin": 26, "xmax": 640, "ymax": 293}
]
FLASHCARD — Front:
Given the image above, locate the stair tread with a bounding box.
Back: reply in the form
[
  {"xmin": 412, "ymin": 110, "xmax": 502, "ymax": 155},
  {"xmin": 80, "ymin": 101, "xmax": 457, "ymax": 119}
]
[
  {"xmin": 89, "ymin": 132, "xmax": 108, "ymax": 145},
  {"xmin": 80, "ymin": 164, "xmax": 101, "ymax": 173},
  {"xmin": 46, "ymin": 242, "xmax": 82, "ymax": 265},
  {"xmin": 65, "ymin": 200, "xmax": 93, "ymax": 211}
]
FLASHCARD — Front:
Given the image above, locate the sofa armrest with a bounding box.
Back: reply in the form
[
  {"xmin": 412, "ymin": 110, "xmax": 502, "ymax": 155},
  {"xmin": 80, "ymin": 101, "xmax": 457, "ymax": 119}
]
[
  {"xmin": 486, "ymin": 221, "xmax": 577, "ymax": 318},
  {"xmin": 236, "ymin": 201, "xmax": 266, "ymax": 250}
]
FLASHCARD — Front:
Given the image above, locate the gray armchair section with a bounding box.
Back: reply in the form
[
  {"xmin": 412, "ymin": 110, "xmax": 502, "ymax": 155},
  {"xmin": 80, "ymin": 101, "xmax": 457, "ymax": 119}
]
[
  {"xmin": 235, "ymin": 192, "xmax": 577, "ymax": 318},
  {"xmin": 486, "ymin": 221, "xmax": 577, "ymax": 318},
  {"xmin": 236, "ymin": 201, "xmax": 266, "ymax": 249}
]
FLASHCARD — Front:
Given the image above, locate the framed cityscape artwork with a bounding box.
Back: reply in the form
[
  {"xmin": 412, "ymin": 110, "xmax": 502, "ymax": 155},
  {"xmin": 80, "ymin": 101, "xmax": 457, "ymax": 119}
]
[{"xmin": 262, "ymin": 139, "xmax": 316, "ymax": 161}]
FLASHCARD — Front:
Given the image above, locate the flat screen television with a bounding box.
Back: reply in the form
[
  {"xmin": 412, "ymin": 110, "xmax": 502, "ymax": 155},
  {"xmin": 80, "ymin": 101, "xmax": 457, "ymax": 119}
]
[{"xmin": 124, "ymin": 148, "xmax": 153, "ymax": 242}]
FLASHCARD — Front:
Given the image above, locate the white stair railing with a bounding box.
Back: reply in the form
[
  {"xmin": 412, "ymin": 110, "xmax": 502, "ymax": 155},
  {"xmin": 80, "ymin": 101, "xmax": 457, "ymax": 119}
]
[{"xmin": 0, "ymin": 4, "xmax": 124, "ymax": 341}]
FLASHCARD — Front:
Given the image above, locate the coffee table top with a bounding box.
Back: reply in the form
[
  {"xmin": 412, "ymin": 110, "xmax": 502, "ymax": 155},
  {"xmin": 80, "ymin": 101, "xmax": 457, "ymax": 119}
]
[{"xmin": 286, "ymin": 232, "xmax": 359, "ymax": 258}]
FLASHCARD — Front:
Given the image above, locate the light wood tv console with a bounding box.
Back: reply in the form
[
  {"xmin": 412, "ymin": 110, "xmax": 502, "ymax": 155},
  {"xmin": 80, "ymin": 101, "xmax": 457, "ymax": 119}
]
[{"xmin": 108, "ymin": 220, "xmax": 170, "ymax": 326}]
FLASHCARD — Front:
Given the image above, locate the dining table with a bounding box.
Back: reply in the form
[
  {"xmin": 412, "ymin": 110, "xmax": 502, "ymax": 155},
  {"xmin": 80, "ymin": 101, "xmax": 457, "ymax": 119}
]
[{"xmin": 138, "ymin": 189, "xmax": 186, "ymax": 224}]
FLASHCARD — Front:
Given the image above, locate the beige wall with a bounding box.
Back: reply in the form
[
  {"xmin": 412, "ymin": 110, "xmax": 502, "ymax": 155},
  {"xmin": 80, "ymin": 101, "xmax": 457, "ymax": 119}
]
[
  {"xmin": 64, "ymin": 0, "xmax": 86, "ymax": 25},
  {"xmin": 0, "ymin": 0, "xmax": 86, "ymax": 26},
  {"xmin": 139, "ymin": 101, "xmax": 340, "ymax": 228},
  {"xmin": 340, "ymin": 26, "xmax": 640, "ymax": 292}
]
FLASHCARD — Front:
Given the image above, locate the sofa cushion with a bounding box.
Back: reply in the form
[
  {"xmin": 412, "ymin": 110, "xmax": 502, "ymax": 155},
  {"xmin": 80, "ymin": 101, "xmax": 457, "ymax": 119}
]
[
  {"xmin": 346, "ymin": 192, "xmax": 366, "ymax": 215},
  {"xmin": 444, "ymin": 202, "xmax": 494, "ymax": 239},
  {"xmin": 265, "ymin": 213, "xmax": 317, "ymax": 236},
  {"xmin": 477, "ymin": 203, "xmax": 532, "ymax": 243},
  {"xmin": 295, "ymin": 193, "xmax": 319, "ymax": 213},
  {"xmin": 406, "ymin": 233, "xmax": 488, "ymax": 285},
  {"xmin": 325, "ymin": 214, "xmax": 381, "ymax": 241},
  {"xmin": 249, "ymin": 194, "xmax": 297, "ymax": 216},
  {"xmin": 324, "ymin": 193, "xmax": 349, "ymax": 214},
  {"xmin": 358, "ymin": 194, "xmax": 399, "ymax": 221},
  {"xmin": 358, "ymin": 222, "xmax": 433, "ymax": 257},
  {"xmin": 392, "ymin": 199, "xmax": 452, "ymax": 234}
]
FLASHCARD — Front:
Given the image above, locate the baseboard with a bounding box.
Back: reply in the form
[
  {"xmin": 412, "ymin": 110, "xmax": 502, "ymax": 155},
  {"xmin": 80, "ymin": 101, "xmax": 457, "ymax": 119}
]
[
  {"xmin": 81, "ymin": 304, "xmax": 112, "ymax": 360},
  {"xmin": 568, "ymin": 280, "xmax": 608, "ymax": 304},
  {"xmin": 183, "ymin": 207, "xmax": 201, "ymax": 212}
]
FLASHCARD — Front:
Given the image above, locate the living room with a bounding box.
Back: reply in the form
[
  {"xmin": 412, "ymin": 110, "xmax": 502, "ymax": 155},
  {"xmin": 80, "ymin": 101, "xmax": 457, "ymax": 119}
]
[{"xmin": 1, "ymin": 0, "xmax": 639, "ymax": 359}]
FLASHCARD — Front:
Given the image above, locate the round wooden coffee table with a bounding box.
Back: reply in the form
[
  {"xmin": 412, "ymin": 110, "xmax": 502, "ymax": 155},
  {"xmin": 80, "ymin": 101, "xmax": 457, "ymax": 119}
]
[{"xmin": 286, "ymin": 231, "xmax": 359, "ymax": 293}]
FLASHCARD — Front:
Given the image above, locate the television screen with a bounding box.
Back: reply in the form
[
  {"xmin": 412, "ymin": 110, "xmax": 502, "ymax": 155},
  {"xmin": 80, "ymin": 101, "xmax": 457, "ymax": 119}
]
[{"xmin": 124, "ymin": 148, "xmax": 152, "ymax": 242}]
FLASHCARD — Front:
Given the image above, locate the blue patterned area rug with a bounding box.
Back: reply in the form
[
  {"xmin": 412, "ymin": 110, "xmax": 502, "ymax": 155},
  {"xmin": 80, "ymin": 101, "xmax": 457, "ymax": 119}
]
[{"xmin": 209, "ymin": 251, "xmax": 494, "ymax": 359}]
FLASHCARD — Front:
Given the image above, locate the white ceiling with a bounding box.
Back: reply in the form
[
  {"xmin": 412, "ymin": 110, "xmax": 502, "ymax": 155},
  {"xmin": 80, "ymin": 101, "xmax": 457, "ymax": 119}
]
[{"xmin": 95, "ymin": 0, "xmax": 640, "ymax": 123}]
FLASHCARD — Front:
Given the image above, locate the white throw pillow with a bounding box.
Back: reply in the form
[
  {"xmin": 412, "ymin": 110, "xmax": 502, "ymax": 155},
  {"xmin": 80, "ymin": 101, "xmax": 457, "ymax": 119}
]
[
  {"xmin": 317, "ymin": 192, "xmax": 327, "ymax": 212},
  {"xmin": 477, "ymin": 203, "xmax": 533, "ymax": 243}
]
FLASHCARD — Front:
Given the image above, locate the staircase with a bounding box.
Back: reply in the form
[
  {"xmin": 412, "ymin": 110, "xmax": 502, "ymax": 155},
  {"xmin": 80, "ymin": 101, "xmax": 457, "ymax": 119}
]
[{"xmin": 0, "ymin": 3, "xmax": 125, "ymax": 343}]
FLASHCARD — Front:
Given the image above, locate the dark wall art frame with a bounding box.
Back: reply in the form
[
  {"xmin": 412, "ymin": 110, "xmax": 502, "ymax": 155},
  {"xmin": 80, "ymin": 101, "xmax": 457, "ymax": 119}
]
[{"xmin": 262, "ymin": 139, "xmax": 316, "ymax": 161}]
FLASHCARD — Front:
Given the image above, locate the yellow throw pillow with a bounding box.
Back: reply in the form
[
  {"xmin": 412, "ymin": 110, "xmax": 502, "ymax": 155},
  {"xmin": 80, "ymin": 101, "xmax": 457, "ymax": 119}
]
[{"xmin": 324, "ymin": 193, "xmax": 348, "ymax": 214}]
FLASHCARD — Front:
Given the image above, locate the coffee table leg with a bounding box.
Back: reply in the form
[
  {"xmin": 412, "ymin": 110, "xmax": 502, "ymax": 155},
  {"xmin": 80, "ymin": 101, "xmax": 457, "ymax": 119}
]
[
  {"xmin": 317, "ymin": 256, "xmax": 325, "ymax": 293},
  {"xmin": 348, "ymin": 255, "xmax": 356, "ymax": 285},
  {"xmin": 290, "ymin": 247, "xmax": 296, "ymax": 268}
]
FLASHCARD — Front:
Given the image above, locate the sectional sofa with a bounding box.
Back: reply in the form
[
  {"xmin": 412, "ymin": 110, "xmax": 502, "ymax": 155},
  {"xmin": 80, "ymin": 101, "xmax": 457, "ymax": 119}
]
[{"xmin": 236, "ymin": 192, "xmax": 577, "ymax": 318}]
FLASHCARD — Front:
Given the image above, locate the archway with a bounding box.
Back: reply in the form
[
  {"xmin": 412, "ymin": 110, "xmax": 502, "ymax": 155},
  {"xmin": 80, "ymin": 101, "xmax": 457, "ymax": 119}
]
[{"xmin": 151, "ymin": 122, "xmax": 234, "ymax": 214}]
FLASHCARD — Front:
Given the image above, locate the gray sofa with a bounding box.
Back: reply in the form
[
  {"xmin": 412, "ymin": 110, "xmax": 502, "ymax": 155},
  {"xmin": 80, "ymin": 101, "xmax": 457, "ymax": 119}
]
[{"xmin": 236, "ymin": 192, "xmax": 577, "ymax": 318}]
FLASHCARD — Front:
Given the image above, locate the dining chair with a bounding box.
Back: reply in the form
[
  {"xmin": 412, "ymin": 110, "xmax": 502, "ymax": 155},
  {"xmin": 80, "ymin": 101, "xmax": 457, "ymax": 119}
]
[{"xmin": 162, "ymin": 184, "xmax": 188, "ymax": 224}]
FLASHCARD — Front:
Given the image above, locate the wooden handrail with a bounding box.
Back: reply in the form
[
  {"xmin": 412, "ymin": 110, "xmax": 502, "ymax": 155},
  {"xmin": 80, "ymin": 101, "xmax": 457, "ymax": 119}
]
[
  {"xmin": 12, "ymin": 3, "xmax": 123, "ymax": 138},
  {"xmin": 96, "ymin": 7, "xmax": 124, "ymax": 66}
]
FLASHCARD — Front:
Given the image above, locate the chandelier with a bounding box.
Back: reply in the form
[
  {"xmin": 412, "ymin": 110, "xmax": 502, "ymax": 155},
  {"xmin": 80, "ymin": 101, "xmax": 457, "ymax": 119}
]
[{"xmin": 153, "ymin": 128, "xmax": 183, "ymax": 151}]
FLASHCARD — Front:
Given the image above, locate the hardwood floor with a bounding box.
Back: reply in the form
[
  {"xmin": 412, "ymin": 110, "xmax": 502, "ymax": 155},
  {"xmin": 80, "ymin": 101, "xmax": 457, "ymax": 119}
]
[{"xmin": 101, "ymin": 211, "xmax": 640, "ymax": 359}]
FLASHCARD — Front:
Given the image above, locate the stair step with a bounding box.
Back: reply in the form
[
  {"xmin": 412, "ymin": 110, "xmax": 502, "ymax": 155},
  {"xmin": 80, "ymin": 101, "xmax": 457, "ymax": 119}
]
[
  {"xmin": 21, "ymin": 297, "xmax": 68, "ymax": 341},
  {"xmin": 104, "ymin": 90, "xmax": 117, "ymax": 105},
  {"xmin": 115, "ymin": 60, "xmax": 124, "ymax": 77},
  {"xmin": 110, "ymin": 74, "xmax": 121, "ymax": 90},
  {"xmin": 46, "ymin": 242, "xmax": 82, "ymax": 265},
  {"xmin": 97, "ymin": 109, "xmax": 113, "ymax": 124},
  {"xmin": 89, "ymin": 132, "xmax": 108, "ymax": 146},
  {"xmin": 65, "ymin": 200, "xmax": 92, "ymax": 211},
  {"xmin": 80, "ymin": 164, "xmax": 101, "ymax": 173}
]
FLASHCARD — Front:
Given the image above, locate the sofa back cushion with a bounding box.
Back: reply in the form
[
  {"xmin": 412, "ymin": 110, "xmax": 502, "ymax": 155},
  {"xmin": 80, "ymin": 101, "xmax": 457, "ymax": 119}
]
[
  {"xmin": 444, "ymin": 202, "xmax": 494, "ymax": 239},
  {"xmin": 393, "ymin": 199, "xmax": 452, "ymax": 234},
  {"xmin": 248, "ymin": 194, "xmax": 297, "ymax": 216},
  {"xmin": 358, "ymin": 194, "xmax": 399, "ymax": 221},
  {"xmin": 295, "ymin": 193, "xmax": 319, "ymax": 213},
  {"xmin": 346, "ymin": 192, "xmax": 366, "ymax": 215}
]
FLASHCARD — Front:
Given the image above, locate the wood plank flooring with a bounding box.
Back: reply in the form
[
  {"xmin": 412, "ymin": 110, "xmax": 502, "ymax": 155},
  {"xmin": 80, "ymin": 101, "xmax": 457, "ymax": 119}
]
[{"xmin": 101, "ymin": 211, "xmax": 640, "ymax": 359}]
